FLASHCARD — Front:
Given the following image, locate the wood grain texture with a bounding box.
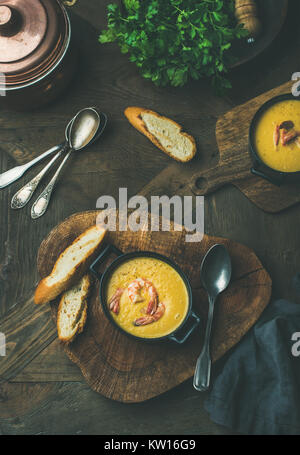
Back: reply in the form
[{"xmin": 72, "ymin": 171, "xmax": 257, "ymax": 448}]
[
  {"xmin": 190, "ymin": 81, "xmax": 300, "ymax": 213},
  {"xmin": 0, "ymin": 382, "xmax": 58, "ymax": 420},
  {"xmin": 36, "ymin": 211, "xmax": 272, "ymax": 402},
  {"xmin": 0, "ymin": 380, "xmax": 236, "ymax": 435},
  {"xmin": 0, "ymin": 294, "xmax": 57, "ymax": 382},
  {"xmin": 10, "ymin": 339, "xmax": 83, "ymax": 382},
  {"xmin": 1, "ymin": 0, "xmax": 300, "ymax": 435}
]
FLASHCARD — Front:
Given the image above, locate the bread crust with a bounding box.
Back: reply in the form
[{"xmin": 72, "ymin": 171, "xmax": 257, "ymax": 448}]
[
  {"xmin": 57, "ymin": 275, "xmax": 91, "ymax": 344},
  {"xmin": 35, "ymin": 226, "xmax": 106, "ymax": 305},
  {"xmin": 77, "ymin": 304, "xmax": 88, "ymax": 334},
  {"xmin": 57, "ymin": 302, "xmax": 87, "ymax": 344},
  {"xmin": 124, "ymin": 106, "xmax": 196, "ymax": 162},
  {"xmin": 59, "ymin": 304, "xmax": 88, "ymax": 344}
]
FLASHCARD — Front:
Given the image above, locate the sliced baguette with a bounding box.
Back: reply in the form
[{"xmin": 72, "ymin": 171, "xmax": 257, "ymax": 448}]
[
  {"xmin": 57, "ymin": 274, "xmax": 91, "ymax": 343},
  {"xmin": 124, "ymin": 106, "xmax": 196, "ymax": 162},
  {"xmin": 35, "ymin": 225, "xmax": 106, "ymax": 305}
]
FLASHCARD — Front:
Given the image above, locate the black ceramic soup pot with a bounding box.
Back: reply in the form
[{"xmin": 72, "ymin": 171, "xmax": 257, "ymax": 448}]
[
  {"xmin": 89, "ymin": 244, "xmax": 201, "ymax": 344},
  {"xmin": 249, "ymin": 93, "xmax": 300, "ymax": 185}
]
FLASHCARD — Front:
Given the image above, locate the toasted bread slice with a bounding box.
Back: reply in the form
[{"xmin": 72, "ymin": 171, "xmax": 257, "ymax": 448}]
[
  {"xmin": 124, "ymin": 106, "xmax": 196, "ymax": 162},
  {"xmin": 57, "ymin": 274, "xmax": 91, "ymax": 343},
  {"xmin": 35, "ymin": 225, "xmax": 106, "ymax": 305}
]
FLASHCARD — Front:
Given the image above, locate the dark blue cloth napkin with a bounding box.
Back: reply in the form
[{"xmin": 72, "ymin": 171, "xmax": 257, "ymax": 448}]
[{"xmin": 204, "ymin": 299, "xmax": 300, "ymax": 435}]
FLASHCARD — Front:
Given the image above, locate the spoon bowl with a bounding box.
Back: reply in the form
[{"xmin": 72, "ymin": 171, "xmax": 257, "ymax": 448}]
[
  {"xmin": 31, "ymin": 107, "xmax": 105, "ymax": 219},
  {"xmin": 68, "ymin": 107, "xmax": 101, "ymax": 151},
  {"xmin": 11, "ymin": 108, "xmax": 106, "ymax": 213},
  {"xmin": 201, "ymin": 244, "xmax": 232, "ymax": 298}
]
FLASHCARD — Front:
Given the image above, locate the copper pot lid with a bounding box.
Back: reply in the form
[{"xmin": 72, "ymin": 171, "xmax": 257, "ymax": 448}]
[{"xmin": 0, "ymin": 0, "xmax": 70, "ymax": 86}]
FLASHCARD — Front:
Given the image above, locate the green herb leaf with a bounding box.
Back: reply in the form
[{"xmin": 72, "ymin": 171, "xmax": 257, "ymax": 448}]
[{"xmin": 99, "ymin": 0, "xmax": 249, "ymax": 94}]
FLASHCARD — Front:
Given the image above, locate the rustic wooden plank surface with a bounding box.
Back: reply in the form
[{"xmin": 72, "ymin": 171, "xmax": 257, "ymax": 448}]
[
  {"xmin": 10, "ymin": 338, "xmax": 83, "ymax": 382},
  {"xmin": 0, "ymin": 0, "xmax": 300, "ymax": 435}
]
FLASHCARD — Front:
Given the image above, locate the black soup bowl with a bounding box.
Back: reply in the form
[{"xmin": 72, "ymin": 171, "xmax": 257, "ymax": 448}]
[
  {"xmin": 89, "ymin": 244, "xmax": 201, "ymax": 344},
  {"xmin": 249, "ymin": 93, "xmax": 300, "ymax": 186}
]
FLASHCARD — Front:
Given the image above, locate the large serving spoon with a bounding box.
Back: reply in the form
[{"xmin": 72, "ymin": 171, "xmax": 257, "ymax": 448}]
[
  {"xmin": 31, "ymin": 107, "xmax": 102, "ymax": 219},
  {"xmin": 193, "ymin": 244, "xmax": 232, "ymax": 392}
]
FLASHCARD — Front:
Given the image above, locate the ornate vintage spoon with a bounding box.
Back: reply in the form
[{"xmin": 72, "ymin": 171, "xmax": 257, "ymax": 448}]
[
  {"xmin": 193, "ymin": 244, "xmax": 232, "ymax": 392},
  {"xmin": 0, "ymin": 136, "xmax": 67, "ymax": 190},
  {"xmin": 11, "ymin": 110, "xmax": 107, "ymax": 210},
  {"xmin": 31, "ymin": 107, "xmax": 103, "ymax": 220},
  {"xmin": 11, "ymin": 118, "xmax": 73, "ymax": 210}
]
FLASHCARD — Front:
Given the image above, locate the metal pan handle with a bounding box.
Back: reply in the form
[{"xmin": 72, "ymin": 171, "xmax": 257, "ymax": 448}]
[
  {"xmin": 251, "ymin": 167, "xmax": 284, "ymax": 186},
  {"xmin": 90, "ymin": 244, "xmax": 123, "ymax": 281},
  {"xmin": 168, "ymin": 311, "xmax": 201, "ymax": 345}
]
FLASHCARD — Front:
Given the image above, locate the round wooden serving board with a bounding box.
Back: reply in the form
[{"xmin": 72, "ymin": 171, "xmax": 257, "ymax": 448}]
[{"xmin": 37, "ymin": 211, "xmax": 272, "ymax": 403}]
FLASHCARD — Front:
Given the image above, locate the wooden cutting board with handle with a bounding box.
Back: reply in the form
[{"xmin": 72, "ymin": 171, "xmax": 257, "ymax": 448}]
[
  {"xmin": 37, "ymin": 210, "xmax": 272, "ymax": 403},
  {"xmin": 190, "ymin": 81, "xmax": 300, "ymax": 213}
]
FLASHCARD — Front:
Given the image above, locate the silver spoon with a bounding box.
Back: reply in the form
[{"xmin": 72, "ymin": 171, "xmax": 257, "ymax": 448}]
[
  {"xmin": 0, "ymin": 137, "xmax": 66, "ymax": 190},
  {"xmin": 12, "ymin": 111, "xmax": 107, "ymax": 210},
  {"xmin": 31, "ymin": 107, "xmax": 101, "ymax": 219},
  {"xmin": 11, "ymin": 119, "xmax": 73, "ymax": 210},
  {"xmin": 193, "ymin": 244, "xmax": 232, "ymax": 392}
]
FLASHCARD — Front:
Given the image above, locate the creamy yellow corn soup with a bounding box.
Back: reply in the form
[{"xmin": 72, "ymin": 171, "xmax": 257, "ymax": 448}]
[
  {"xmin": 105, "ymin": 257, "xmax": 189, "ymax": 339},
  {"xmin": 254, "ymin": 100, "xmax": 300, "ymax": 172}
]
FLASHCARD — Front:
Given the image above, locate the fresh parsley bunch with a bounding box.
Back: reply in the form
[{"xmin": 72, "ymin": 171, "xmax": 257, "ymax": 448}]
[{"xmin": 99, "ymin": 0, "xmax": 248, "ymax": 94}]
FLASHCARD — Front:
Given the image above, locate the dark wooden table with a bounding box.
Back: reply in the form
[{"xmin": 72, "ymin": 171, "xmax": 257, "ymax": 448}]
[{"xmin": 0, "ymin": 0, "xmax": 300, "ymax": 435}]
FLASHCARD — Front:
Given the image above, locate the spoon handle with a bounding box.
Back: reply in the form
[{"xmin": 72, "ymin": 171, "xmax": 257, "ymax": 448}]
[
  {"xmin": 0, "ymin": 143, "xmax": 64, "ymax": 189},
  {"xmin": 31, "ymin": 149, "xmax": 72, "ymax": 219},
  {"xmin": 193, "ymin": 294, "xmax": 215, "ymax": 391},
  {"xmin": 11, "ymin": 150, "xmax": 64, "ymax": 210}
]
